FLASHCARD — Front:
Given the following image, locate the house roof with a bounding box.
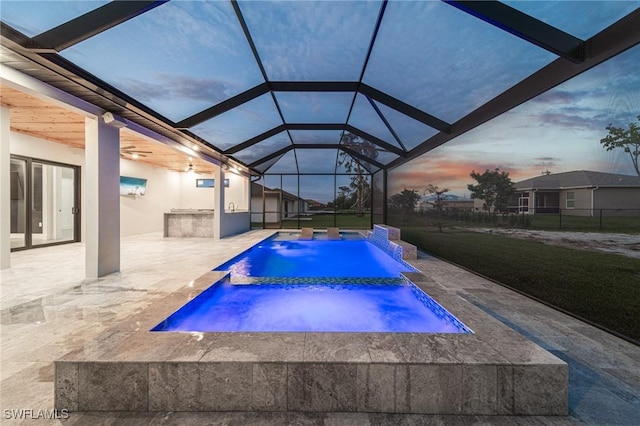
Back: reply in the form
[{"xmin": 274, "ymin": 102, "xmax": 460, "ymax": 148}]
[
  {"xmin": 2, "ymin": 2, "xmax": 638, "ymax": 177},
  {"xmin": 515, "ymin": 170, "xmax": 640, "ymax": 190},
  {"xmin": 251, "ymin": 181, "xmax": 300, "ymax": 201}
]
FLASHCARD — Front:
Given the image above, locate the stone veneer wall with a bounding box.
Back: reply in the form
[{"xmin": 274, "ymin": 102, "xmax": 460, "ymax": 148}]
[{"xmin": 55, "ymin": 357, "xmax": 567, "ymax": 414}]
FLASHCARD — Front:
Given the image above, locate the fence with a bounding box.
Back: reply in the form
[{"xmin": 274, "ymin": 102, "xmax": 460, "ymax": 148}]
[
  {"xmin": 420, "ymin": 208, "xmax": 640, "ymax": 233},
  {"xmin": 251, "ymin": 210, "xmax": 372, "ymax": 229}
]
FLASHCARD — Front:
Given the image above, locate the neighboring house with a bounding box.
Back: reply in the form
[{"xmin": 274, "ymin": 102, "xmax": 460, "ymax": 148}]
[
  {"xmin": 250, "ymin": 182, "xmax": 308, "ymax": 224},
  {"xmin": 418, "ymin": 195, "xmax": 474, "ymax": 212},
  {"xmin": 417, "ymin": 198, "xmax": 432, "ymax": 212},
  {"xmin": 443, "ymin": 199, "xmax": 475, "ymax": 211},
  {"xmin": 473, "ymin": 198, "xmax": 489, "ymax": 212},
  {"xmin": 306, "ymin": 199, "xmax": 324, "ymax": 210},
  {"xmin": 513, "ymin": 170, "xmax": 640, "ymax": 216}
]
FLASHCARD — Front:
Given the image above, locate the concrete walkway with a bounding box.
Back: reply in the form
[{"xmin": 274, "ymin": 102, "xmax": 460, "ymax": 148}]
[{"xmin": 1, "ymin": 232, "xmax": 638, "ymax": 425}]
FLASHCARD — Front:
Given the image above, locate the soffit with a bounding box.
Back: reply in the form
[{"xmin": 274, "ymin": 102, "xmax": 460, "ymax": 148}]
[{"xmin": 0, "ymin": 84, "xmax": 216, "ymax": 174}]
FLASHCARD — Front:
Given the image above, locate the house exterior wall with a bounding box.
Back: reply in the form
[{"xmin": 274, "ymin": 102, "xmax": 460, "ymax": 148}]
[
  {"xmin": 120, "ymin": 159, "xmax": 181, "ymax": 236},
  {"xmin": 444, "ymin": 200, "xmax": 474, "ymax": 211},
  {"xmin": 417, "ymin": 201, "xmax": 432, "ymax": 212},
  {"xmin": 473, "ymin": 198, "xmax": 492, "ymax": 212},
  {"xmin": 560, "ymin": 188, "xmax": 592, "ymax": 216},
  {"xmin": 180, "ymin": 173, "xmax": 215, "ymax": 210},
  {"xmin": 10, "ymin": 131, "xmax": 187, "ymax": 238},
  {"xmin": 282, "ymin": 199, "xmax": 293, "ymax": 219},
  {"xmin": 250, "ymin": 194, "xmax": 280, "ymax": 224},
  {"xmin": 594, "ymin": 188, "xmax": 640, "ymax": 216},
  {"xmin": 224, "ymin": 173, "xmax": 249, "ymax": 211},
  {"xmin": 517, "ymin": 187, "xmax": 640, "ymax": 216}
]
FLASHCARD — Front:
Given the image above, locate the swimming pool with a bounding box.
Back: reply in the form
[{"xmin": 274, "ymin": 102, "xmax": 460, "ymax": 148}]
[
  {"xmin": 153, "ymin": 232, "xmax": 471, "ymax": 333},
  {"xmin": 152, "ymin": 280, "xmax": 467, "ymax": 333},
  {"xmin": 214, "ymin": 234, "xmax": 416, "ymax": 278}
]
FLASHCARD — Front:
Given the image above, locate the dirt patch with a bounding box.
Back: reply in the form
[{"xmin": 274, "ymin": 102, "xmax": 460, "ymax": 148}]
[{"xmin": 470, "ymin": 228, "xmax": 640, "ymax": 259}]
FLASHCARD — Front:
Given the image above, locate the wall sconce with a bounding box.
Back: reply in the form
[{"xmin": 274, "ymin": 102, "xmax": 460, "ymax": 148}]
[{"xmin": 102, "ymin": 112, "xmax": 127, "ymax": 128}]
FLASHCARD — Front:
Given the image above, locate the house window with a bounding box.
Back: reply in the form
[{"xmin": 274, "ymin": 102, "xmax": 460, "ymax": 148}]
[
  {"xmin": 518, "ymin": 194, "xmax": 528, "ymax": 213},
  {"xmin": 566, "ymin": 192, "xmax": 575, "ymax": 209}
]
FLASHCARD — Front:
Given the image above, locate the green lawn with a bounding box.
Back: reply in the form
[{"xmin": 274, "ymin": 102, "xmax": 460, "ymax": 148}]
[
  {"xmin": 528, "ymin": 214, "xmax": 640, "ymax": 233},
  {"xmin": 401, "ymin": 226, "xmax": 640, "ymax": 343}
]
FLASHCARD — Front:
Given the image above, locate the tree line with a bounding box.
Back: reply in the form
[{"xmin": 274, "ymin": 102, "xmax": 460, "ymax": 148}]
[
  {"xmin": 389, "ymin": 116, "xmax": 640, "ymax": 214},
  {"xmin": 389, "ymin": 168, "xmax": 516, "ymax": 214},
  {"xmin": 326, "ymin": 117, "xmax": 639, "ymax": 215}
]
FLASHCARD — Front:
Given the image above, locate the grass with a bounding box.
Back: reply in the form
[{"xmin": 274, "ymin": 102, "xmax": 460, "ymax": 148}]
[
  {"xmin": 401, "ymin": 226, "xmax": 640, "ymax": 343},
  {"xmin": 528, "ymin": 214, "xmax": 640, "ymax": 233}
]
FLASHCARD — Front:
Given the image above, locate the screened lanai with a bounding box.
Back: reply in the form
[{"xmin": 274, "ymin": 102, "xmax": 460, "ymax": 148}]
[{"xmin": 1, "ymin": 0, "xmax": 639, "ymax": 228}]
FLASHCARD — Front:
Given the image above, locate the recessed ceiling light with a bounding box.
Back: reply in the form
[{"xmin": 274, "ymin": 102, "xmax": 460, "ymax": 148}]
[{"xmin": 179, "ymin": 146, "xmax": 196, "ymax": 156}]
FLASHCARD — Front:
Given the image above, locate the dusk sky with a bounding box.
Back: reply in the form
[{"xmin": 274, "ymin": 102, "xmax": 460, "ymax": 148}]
[
  {"xmin": 2, "ymin": 0, "xmax": 638, "ymax": 203},
  {"xmin": 388, "ymin": 43, "xmax": 640, "ymax": 197}
]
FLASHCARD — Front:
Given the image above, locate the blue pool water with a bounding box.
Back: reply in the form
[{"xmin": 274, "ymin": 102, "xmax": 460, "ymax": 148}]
[
  {"xmin": 153, "ymin": 232, "xmax": 471, "ymax": 333},
  {"xmin": 214, "ymin": 237, "xmax": 415, "ymax": 278},
  {"xmin": 152, "ymin": 281, "xmax": 467, "ymax": 333}
]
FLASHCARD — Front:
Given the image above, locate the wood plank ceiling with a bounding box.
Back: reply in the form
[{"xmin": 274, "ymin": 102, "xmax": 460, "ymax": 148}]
[{"xmin": 0, "ymin": 85, "xmax": 217, "ymax": 174}]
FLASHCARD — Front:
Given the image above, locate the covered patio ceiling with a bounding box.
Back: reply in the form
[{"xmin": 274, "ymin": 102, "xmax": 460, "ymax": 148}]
[{"xmin": 1, "ymin": 1, "xmax": 639, "ymax": 176}]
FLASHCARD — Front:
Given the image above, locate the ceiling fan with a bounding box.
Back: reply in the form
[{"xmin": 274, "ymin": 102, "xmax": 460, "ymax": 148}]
[
  {"xmin": 121, "ymin": 145, "xmax": 152, "ymax": 158},
  {"xmin": 185, "ymin": 160, "xmax": 203, "ymax": 174}
]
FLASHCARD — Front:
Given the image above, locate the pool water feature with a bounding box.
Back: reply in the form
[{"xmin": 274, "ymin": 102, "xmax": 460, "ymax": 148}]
[{"xmin": 153, "ymin": 232, "xmax": 470, "ymax": 333}]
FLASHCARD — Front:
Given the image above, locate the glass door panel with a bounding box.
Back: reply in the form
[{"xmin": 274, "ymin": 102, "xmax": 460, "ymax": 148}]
[
  {"xmin": 10, "ymin": 156, "xmax": 79, "ymax": 251},
  {"xmin": 10, "ymin": 158, "xmax": 27, "ymax": 249},
  {"xmin": 31, "ymin": 162, "xmax": 77, "ymax": 246}
]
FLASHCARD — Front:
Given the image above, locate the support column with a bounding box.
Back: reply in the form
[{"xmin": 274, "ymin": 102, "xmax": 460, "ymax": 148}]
[
  {"xmin": 1, "ymin": 107, "xmax": 10, "ymax": 269},
  {"xmin": 213, "ymin": 166, "xmax": 225, "ymax": 240},
  {"xmin": 382, "ymin": 169, "xmax": 388, "ymax": 225},
  {"xmin": 84, "ymin": 116, "xmax": 120, "ymax": 278},
  {"xmin": 244, "ymin": 175, "xmax": 250, "ymax": 212}
]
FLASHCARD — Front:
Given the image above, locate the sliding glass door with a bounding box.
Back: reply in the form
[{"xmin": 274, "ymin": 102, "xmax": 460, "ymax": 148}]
[
  {"xmin": 10, "ymin": 155, "xmax": 80, "ymax": 251},
  {"xmin": 10, "ymin": 157, "xmax": 27, "ymax": 249}
]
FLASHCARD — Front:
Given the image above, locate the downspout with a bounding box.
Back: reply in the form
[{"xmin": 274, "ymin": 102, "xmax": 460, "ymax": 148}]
[
  {"xmin": 532, "ymin": 189, "xmax": 537, "ymax": 215},
  {"xmin": 591, "ymin": 186, "xmax": 599, "ymax": 217}
]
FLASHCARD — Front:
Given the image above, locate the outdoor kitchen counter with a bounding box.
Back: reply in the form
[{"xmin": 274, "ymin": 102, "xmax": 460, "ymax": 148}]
[{"xmin": 163, "ymin": 209, "xmax": 215, "ymax": 238}]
